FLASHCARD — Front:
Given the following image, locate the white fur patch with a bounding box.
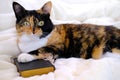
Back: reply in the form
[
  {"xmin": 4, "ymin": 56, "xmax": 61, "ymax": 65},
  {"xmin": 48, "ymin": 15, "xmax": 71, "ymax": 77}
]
[
  {"xmin": 17, "ymin": 53, "xmax": 36, "ymax": 62},
  {"xmin": 18, "ymin": 34, "xmax": 51, "ymax": 52}
]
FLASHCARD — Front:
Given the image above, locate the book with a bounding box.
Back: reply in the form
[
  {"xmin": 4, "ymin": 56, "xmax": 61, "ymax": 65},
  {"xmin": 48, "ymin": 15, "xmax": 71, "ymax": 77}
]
[{"xmin": 14, "ymin": 58, "xmax": 55, "ymax": 77}]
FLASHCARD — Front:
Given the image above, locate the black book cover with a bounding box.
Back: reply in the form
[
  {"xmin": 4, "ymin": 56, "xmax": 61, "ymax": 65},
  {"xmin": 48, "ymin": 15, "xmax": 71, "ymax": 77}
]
[{"xmin": 14, "ymin": 58, "xmax": 55, "ymax": 77}]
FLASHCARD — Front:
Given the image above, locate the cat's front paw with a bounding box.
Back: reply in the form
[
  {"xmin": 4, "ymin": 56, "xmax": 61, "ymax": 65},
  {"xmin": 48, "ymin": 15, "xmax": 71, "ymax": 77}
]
[{"xmin": 18, "ymin": 53, "xmax": 36, "ymax": 63}]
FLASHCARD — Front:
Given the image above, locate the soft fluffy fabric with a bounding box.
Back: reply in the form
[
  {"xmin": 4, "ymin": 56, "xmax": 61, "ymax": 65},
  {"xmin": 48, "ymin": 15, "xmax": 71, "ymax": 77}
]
[{"xmin": 0, "ymin": 0, "xmax": 120, "ymax": 80}]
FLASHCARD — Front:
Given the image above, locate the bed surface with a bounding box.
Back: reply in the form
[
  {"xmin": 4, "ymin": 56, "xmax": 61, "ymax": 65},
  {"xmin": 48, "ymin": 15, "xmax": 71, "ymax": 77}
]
[{"xmin": 0, "ymin": 0, "xmax": 120, "ymax": 80}]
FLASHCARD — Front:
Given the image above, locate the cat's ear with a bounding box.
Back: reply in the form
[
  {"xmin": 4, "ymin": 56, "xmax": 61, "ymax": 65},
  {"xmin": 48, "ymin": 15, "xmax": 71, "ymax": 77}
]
[
  {"xmin": 13, "ymin": 2, "xmax": 26, "ymax": 22},
  {"xmin": 42, "ymin": 1, "xmax": 52, "ymax": 14}
]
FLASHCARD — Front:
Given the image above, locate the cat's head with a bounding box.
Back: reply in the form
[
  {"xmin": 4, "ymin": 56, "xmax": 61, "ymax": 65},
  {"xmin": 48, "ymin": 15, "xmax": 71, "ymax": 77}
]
[{"xmin": 13, "ymin": 1, "xmax": 53, "ymax": 38}]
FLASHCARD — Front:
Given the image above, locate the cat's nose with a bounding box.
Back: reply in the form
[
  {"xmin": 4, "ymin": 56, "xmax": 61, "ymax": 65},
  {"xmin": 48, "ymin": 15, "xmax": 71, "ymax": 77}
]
[
  {"xmin": 33, "ymin": 31, "xmax": 35, "ymax": 34},
  {"xmin": 33, "ymin": 28, "xmax": 35, "ymax": 34}
]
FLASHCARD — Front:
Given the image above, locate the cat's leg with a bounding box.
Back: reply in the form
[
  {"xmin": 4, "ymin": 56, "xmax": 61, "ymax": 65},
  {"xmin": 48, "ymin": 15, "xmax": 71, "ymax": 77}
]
[
  {"xmin": 92, "ymin": 42, "xmax": 105, "ymax": 59},
  {"xmin": 36, "ymin": 52, "xmax": 55, "ymax": 64},
  {"xmin": 17, "ymin": 50, "xmax": 53, "ymax": 63},
  {"xmin": 18, "ymin": 45, "xmax": 61, "ymax": 63},
  {"xmin": 18, "ymin": 51, "xmax": 55, "ymax": 63}
]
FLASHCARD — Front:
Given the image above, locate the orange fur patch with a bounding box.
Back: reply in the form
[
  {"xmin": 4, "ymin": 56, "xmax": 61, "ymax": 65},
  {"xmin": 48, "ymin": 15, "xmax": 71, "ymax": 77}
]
[
  {"xmin": 47, "ymin": 25, "xmax": 65, "ymax": 45},
  {"xmin": 92, "ymin": 42, "xmax": 105, "ymax": 59}
]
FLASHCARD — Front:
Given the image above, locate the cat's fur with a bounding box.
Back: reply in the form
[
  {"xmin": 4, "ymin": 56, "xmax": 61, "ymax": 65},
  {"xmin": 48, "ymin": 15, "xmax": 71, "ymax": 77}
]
[{"xmin": 13, "ymin": 1, "xmax": 120, "ymax": 63}]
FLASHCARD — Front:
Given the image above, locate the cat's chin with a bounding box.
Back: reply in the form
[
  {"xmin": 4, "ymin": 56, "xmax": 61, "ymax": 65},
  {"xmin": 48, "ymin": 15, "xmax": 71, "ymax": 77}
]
[
  {"xmin": 30, "ymin": 34, "xmax": 41, "ymax": 40},
  {"xmin": 18, "ymin": 33, "xmax": 49, "ymax": 53}
]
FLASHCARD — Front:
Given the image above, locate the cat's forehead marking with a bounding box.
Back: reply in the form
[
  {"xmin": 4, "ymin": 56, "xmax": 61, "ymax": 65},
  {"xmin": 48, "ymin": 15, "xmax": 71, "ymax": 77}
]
[
  {"xmin": 26, "ymin": 16, "xmax": 36, "ymax": 21},
  {"xmin": 25, "ymin": 16, "xmax": 38, "ymax": 25},
  {"xmin": 28, "ymin": 16, "xmax": 34, "ymax": 26}
]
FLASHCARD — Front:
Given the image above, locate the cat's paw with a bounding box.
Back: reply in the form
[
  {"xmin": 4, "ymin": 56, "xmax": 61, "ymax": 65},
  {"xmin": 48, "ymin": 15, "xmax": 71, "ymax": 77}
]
[
  {"xmin": 44, "ymin": 58, "xmax": 55, "ymax": 64},
  {"xmin": 18, "ymin": 53, "xmax": 36, "ymax": 63},
  {"xmin": 44, "ymin": 56, "xmax": 55, "ymax": 64}
]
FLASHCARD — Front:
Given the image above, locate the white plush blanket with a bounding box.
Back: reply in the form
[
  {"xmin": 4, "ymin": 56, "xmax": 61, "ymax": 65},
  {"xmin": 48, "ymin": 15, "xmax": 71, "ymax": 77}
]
[{"xmin": 0, "ymin": 0, "xmax": 120, "ymax": 80}]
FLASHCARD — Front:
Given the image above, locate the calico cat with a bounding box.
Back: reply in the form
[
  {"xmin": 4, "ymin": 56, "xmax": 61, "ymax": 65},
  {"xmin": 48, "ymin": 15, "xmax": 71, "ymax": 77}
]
[{"xmin": 13, "ymin": 1, "xmax": 120, "ymax": 63}]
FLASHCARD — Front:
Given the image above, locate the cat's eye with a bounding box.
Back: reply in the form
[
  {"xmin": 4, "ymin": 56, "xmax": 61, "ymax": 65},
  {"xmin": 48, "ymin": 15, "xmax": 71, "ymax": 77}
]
[
  {"xmin": 23, "ymin": 22, "xmax": 30, "ymax": 26},
  {"xmin": 38, "ymin": 21, "xmax": 44, "ymax": 26}
]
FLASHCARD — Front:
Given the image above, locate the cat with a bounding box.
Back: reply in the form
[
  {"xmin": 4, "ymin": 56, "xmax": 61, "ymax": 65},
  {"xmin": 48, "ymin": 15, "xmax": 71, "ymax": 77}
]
[{"xmin": 13, "ymin": 1, "xmax": 120, "ymax": 63}]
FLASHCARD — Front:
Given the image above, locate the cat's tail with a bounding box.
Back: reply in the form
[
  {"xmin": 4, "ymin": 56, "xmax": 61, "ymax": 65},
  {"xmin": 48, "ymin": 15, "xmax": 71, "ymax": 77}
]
[
  {"xmin": 105, "ymin": 26, "xmax": 120, "ymax": 54},
  {"xmin": 111, "ymin": 28, "xmax": 120, "ymax": 54}
]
